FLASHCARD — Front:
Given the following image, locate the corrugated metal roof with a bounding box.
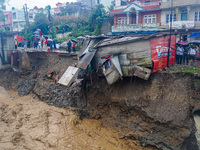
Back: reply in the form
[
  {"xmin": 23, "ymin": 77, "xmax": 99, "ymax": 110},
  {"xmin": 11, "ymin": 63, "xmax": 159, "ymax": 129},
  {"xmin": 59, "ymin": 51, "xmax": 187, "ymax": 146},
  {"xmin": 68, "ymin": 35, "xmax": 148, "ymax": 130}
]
[
  {"xmin": 96, "ymin": 37, "xmax": 140, "ymax": 47},
  {"xmin": 77, "ymin": 49, "xmax": 97, "ymax": 70},
  {"xmin": 78, "ymin": 39, "xmax": 90, "ymax": 57},
  {"xmin": 142, "ymin": 5, "xmax": 160, "ymax": 9},
  {"xmin": 95, "ymin": 33, "xmax": 169, "ymax": 48},
  {"xmin": 110, "ymin": 8, "xmax": 124, "ymax": 14}
]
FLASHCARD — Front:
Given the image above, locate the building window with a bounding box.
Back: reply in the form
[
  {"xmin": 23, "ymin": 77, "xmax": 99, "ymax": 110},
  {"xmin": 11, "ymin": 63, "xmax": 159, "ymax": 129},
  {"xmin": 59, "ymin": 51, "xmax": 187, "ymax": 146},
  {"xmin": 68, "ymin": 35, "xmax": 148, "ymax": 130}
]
[
  {"xmin": 5, "ymin": 15, "xmax": 8, "ymax": 21},
  {"xmin": 144, "ymin": 14, "xmax": 156, "ymax": 24},
  {"xmin": 181, "ymin": 10, "xmax": 187, "ymax": 21},
  {"xmin": 29, "ymin": 13, "xmax": 33, "ymax": 19},
  {"xmin": 118, "ymin": 17, "xmax": 127, "ymax": 25},
  {"xmin": 13, "ymin": 22, "xmax": 18, "ymax": 28},
  {"xmin": 144, "ymin": 1, "xmax": 150, "ymax": 6},
  {"xmin": 12, "ymin": 13, "xmax": 16, "ymax": 19},
  {"xmin": 166, "ymin": 14, "xmax": 176, "ymax": 23},
  {"xmin": 194, "ymin": 12, "xmax": 200, "ymax": 22}
]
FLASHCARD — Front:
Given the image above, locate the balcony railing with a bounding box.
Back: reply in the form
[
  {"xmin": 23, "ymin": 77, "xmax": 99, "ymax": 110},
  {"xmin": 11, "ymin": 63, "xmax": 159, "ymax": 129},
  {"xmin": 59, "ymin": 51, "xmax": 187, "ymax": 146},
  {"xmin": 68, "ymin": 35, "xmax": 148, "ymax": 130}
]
[
  {"xmin": 160, "ymin": 0, "xmax": 200, "ymax": 8},
  {"xmin": 112, "ymin": 23, "xmax": 160, "ymax": 32},
  {"xmin": 134, "ymin": 1, "xmax": 161, "ymax": 7}
]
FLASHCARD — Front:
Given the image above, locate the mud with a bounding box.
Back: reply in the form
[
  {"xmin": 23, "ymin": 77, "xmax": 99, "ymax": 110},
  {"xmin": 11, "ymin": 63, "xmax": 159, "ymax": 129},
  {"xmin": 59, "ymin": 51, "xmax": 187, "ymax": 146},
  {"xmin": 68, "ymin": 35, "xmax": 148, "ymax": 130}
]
[{"xmin": 0, "ymin": 87, "xmax": 153, "ymax": 150}]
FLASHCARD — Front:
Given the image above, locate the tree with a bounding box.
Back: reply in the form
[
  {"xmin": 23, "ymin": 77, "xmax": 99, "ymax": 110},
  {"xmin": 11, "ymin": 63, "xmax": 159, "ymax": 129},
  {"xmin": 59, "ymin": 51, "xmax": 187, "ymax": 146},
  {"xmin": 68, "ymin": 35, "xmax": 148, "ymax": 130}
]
[
  {"xmin": 88, "ymin": 4, "xmax": 106, "ymax": 33},
  {"xmin": 31, "ymin": 13, "xmax": 49, "ymax": 35},
  {"xmin": 0, "ymin": 0, "xmax": 6, "ymax": 27},
  {"xmin": 0, "ymin": 0, "xmax": 6, "ymax": 65},
  {"xmin": 20, "ymin": 12, "xmax": 49, "ymax": 47}
]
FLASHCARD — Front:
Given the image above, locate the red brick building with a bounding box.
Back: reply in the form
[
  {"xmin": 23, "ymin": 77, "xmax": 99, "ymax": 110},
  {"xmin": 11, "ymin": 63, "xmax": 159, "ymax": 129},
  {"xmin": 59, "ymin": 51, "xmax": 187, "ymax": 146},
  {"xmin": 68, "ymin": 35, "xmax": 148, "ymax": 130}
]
[
  {"xmin": 0, "ymin": 11, "xmax": 12, "ymax": 31},
  {"xmin": 110, "ymin": 0, "xmax": 161, "ymax": 34}
]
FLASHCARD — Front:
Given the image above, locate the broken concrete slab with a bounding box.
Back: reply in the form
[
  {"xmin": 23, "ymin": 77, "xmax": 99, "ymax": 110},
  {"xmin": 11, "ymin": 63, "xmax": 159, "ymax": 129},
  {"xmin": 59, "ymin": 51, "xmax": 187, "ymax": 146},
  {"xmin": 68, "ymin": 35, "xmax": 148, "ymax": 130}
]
[{"xmin": 58, "ymin": 66, "xmax": 79, "ymax": 87}]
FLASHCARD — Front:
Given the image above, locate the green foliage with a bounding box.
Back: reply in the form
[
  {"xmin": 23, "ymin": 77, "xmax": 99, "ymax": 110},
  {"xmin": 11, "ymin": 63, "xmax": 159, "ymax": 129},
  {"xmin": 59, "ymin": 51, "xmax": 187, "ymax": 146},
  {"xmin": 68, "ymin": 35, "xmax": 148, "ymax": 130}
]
[
  {"xmin": 107, "ymin": 5, "xmax": 114, "ymax": 12},
  {"xmin": 0, "ymin": 0, "xmax": 6, "ymax": 23},
  {"xmin": 31, "ymin": 13, "xmax": 49, "ymax": 35},
  {"xmin": 88, "ymin": 4, "xmax": 105, "ymax": 32},
  {"xmin": 56, "ymin": 35, "xmax": 77, "ymax": 44},
  {"xmin": 51, "ymin": 26, "xmax": 56, "ymax": 39},
  {"xmin": 19, "ymin": 31, "xmax": 34, "ymax": 47},
  {"xmin": 175, "ymin": 67, "xmax": 200, "ymax": 73},
  {"xmin": 68, "ymin": 4, "xmax": 107, "ymax": 37},
  {"xmin": 56, "ymin": 23, "xmax": 72, "ymax": 34},
  {"xmin": 94, "ymin": 16, "xmax": 102, "ymax": 35},
  {"xmin": 55, "ymin": 4, "xmax": 113, "ymax": 43},
  {"xmin": 20, "ymin": 12, "xmax": 49, "ymax": 46}
]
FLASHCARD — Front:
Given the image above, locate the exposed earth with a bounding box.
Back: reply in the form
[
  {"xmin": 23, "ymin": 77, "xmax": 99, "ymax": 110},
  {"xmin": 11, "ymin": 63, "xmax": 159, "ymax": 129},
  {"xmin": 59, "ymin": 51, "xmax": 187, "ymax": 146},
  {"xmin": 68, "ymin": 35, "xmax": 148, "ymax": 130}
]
[
  {"xmin": 0, "ymin": 52, "xmax": 200, "ymax": 150},
  {"xmin": 0, "ymin": 86, "xmax": 147, "ymax": 150}
]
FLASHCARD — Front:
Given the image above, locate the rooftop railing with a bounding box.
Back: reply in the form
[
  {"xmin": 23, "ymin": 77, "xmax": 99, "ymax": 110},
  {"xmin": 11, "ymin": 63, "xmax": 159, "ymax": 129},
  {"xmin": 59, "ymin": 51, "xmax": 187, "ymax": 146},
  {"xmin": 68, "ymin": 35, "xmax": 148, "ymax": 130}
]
[{"xmin": 134, "ymin": 1, "xmax": 161, "ymax": 7}]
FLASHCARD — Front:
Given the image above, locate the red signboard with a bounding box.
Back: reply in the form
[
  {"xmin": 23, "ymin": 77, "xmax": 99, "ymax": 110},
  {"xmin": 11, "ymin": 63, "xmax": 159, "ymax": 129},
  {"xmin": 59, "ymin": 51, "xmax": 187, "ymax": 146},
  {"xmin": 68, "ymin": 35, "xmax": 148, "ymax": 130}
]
[
  {"xmin": 150, "ymin": 35, "xmax": 176, "ymax": 73},
  {"xmin": 15, "ymin": 36, "xmax": 24, "ymax": 42}
]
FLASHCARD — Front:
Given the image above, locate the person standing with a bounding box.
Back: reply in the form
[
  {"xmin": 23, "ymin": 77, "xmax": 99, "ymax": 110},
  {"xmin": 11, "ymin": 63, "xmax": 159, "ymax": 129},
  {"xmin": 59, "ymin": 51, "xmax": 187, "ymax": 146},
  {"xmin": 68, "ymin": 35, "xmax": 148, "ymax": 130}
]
[
  {"xmin": 72, "ymin": 41, "xmax": 76, "ymax": 53},
  {"xmin": 183, "ymin": 44, "xmax": 191, "ymax": 65},
  {"xmin": 34, "ymin": 40, "xmax": 38, "ymax": 50},
  {"xmin": 50, "ymin": 41, "xmax": 53, "ymax": 52},
  {"xmin": 56, "ymin": 27, "xmax": 58, "ymax": 34},
  {"xmin": 38, "ymin": 40, "xmax": 41, "ymax": 50},
  {"xmin": 67, "ymin": 40, "xmax": 72, "ymax": 53},
  {"xmin": 53, "ymin": 39, "xmax": 56, "ymax": 49},
  {"xmin": 24, "ymin": 39, "xmax": 27, "ymax": 51},
  {"xmin": 176, "ymin": 45, "xmax": 184, "ymax": 64},
  {"xmin": 14, "ymin": 39, "xmax": 18, "ymax": 50},
  {"xmin": 188, "ymin": 45, "xmax": 197, "ymax": 65},
  {"xmin": 45, "ymin": 38, "xmax": 48, "ymax": 45},
  {"xmin": 41, "ymin": 40, "xmax": 43, "ymax": 49}
]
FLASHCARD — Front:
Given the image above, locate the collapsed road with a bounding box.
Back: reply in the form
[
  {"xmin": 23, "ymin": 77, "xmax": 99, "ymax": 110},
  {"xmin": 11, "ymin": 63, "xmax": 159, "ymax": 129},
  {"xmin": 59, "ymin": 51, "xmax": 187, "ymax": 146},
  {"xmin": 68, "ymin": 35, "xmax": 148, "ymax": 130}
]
[{"xmin": 0, "ymin": 35, "xmax": 200, "ymax": 150}]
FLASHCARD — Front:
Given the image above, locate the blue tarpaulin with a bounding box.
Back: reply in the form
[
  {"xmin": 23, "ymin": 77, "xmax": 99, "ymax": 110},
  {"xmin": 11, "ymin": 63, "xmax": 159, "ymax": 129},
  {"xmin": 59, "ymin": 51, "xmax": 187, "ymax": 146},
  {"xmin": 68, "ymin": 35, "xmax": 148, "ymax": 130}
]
[{"xmin": 188, "ymin": 32, "xmax": 200, "ymax": 38}]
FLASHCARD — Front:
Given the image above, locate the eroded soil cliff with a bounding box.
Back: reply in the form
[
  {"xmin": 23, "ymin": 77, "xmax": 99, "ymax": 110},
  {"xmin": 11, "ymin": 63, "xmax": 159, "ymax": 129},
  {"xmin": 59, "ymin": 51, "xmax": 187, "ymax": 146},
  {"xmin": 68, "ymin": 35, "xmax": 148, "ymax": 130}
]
[{"xmin": 0, "ymin": 52, "xmax": 200, "ymax": 150}]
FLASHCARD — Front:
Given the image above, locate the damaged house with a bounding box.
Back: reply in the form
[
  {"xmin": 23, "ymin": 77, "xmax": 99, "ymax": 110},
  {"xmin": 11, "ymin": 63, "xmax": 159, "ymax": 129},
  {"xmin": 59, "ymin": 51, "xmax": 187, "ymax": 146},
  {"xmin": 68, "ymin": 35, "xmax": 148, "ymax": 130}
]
[{"xmin": 76, "ymin": 34, "xmax": 176, "ymax": 85}]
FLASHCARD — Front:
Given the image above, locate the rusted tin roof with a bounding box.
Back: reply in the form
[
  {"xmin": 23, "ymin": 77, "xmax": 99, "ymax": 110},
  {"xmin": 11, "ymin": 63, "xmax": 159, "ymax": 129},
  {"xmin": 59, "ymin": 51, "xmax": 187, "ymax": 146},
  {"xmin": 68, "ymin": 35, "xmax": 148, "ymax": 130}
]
[
  {"xmin": 77, "ymin": 49, "xmax": 97, "ymax": 70},
  {"xmin": 78, "ymin": 39, "xmax": 90, "ymax": 57},
  {"xmin": 78, "ymin": 38, "xmax": 104, "ymax": 70},
  {"xmin": 95, "ymin": 33, "xmax": 169, "ymax": 48}
]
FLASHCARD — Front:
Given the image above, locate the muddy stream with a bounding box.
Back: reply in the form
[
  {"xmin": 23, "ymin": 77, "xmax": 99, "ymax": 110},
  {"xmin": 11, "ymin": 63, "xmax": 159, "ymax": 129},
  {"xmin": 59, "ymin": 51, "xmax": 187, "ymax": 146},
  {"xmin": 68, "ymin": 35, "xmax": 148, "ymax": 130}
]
[{"xmin": 0, "ymin": 86, "xmax": 146, "ymax": 150}]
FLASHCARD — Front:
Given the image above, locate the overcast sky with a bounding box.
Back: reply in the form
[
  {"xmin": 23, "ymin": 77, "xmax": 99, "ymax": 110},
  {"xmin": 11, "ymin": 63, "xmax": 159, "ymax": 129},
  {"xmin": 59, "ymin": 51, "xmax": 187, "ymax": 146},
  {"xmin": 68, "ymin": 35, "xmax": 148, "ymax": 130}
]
[{"xmin": 6, "ymin": 0, "xmax": 77, "ymax": 10}]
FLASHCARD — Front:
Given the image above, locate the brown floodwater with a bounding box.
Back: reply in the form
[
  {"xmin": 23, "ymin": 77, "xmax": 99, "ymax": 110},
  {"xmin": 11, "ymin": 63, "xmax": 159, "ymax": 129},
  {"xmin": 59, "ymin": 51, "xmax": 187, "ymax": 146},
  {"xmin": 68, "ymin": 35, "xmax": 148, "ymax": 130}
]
[{"xmin": 0, "ymin": 86, "xmax": 151, "ymax": 150}]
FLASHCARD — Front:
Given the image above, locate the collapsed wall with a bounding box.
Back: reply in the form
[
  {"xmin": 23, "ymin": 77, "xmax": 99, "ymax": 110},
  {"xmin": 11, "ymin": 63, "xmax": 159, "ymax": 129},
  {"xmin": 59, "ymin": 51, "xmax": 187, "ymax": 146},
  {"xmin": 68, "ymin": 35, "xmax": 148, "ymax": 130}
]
[{"xmin": 1, "ymin": 52, "xmax": 200, "ymax": 150}]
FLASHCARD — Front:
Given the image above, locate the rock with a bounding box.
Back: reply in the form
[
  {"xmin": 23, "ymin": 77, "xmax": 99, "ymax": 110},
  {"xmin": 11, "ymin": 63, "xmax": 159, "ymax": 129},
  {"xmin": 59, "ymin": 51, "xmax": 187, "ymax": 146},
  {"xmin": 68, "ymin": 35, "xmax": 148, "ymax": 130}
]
[{"xmin": 17, "ymin": 78, "xmax": 36, "ymax": 96}]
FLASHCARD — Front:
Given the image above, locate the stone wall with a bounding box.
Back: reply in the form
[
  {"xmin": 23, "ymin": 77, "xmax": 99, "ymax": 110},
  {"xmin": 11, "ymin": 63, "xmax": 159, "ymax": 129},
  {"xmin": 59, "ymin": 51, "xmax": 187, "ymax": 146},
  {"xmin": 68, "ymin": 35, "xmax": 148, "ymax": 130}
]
[{"xmin": 101, "ymin": 18, "xmax": 114, "ymax": 35}]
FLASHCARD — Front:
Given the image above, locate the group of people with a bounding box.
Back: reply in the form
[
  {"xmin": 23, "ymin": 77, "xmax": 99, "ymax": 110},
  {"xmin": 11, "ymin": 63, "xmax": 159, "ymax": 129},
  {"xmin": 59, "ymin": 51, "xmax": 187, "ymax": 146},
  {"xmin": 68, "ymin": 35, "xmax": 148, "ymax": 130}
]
[
  {"xmin": 176, "ymin": 43, "xmax": 199, "ymax": 65},
  {"xmin": 14, "ymin": 39, "xmax": 28, "ymax": 51},
  {"xmin": 34, "ymin": 38, "xmax": 57, "ymax": 52},
  {"xmin": 34, "ymin": 40, "xmax": 44, "ymax": 50},
  {"xmin": 66, "ymin": 39, "xmax": 77, "ymax": 53}
]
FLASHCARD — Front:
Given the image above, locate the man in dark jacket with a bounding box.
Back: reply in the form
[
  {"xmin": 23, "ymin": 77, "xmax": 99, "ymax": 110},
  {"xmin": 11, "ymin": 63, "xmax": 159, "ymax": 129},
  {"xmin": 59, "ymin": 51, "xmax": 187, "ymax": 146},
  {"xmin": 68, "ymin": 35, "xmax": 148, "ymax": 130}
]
[{"xmin": 67, "ymin": 40, "xmax": 72, "ymax": 53}]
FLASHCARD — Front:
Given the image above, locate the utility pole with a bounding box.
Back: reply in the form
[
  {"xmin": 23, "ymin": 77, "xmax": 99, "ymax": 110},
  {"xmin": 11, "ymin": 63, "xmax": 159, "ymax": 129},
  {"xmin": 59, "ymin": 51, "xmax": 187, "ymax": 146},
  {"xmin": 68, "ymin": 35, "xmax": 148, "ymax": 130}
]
[
  {"xmin": 23, "ymin": 4, "xmax": 30, "ymax": 33},
  {"xmin": 167, "ymin": 0, "xmax": 173, "ymax": 67},
  {"xmin": 1, "ymin": 34, "xmax": 6, "ymax": 65},
  {"xmin": 25, "ymin": 4, "xmax": 30, "ymax": 33},
  {"xmin": 47, "ymin": 5, "xmax": 51, "ymax": 38}
]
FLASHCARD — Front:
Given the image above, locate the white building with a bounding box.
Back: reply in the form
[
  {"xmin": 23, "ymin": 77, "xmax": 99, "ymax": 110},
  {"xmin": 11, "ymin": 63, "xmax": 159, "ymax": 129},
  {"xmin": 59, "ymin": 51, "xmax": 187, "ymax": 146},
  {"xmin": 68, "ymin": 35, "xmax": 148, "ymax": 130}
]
[
  {"xmin": 160, "ymin": 0, "xmax": 200, "ymax": 41},
  {"xmin": 11, "ymin": 9, "xmax": 26, "ymax": 32},
  {"xmin": 77, "ymin": 0, "xmax": 113, "ymax": 10},
  {"xmin": 99, "ymin": 0, "xmax": 113, "ymax": 10}
]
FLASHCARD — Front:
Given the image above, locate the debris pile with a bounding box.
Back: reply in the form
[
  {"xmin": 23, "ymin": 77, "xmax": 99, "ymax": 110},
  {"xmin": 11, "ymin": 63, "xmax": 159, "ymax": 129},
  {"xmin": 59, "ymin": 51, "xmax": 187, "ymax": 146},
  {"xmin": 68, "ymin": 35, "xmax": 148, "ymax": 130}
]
[
  {"xmin": 17, "ymin": 78, "xmax": 36, "ymax": 96},
  {"xmin": 42, "ymin": 84, "xmax": 78, "ymax": 108}
]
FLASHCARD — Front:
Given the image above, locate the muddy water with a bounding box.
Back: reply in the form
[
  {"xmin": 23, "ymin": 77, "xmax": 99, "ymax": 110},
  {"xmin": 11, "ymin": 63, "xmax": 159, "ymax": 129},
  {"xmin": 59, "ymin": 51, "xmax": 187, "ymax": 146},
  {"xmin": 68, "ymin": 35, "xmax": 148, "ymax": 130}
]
[
  {"xmin": 0, "ymin": 86, "xmax": 144, "ymax": 150},
  {"xmin": 194, "ymin": 114, "xmax": 200, "ymax": 149}
]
